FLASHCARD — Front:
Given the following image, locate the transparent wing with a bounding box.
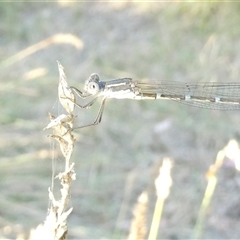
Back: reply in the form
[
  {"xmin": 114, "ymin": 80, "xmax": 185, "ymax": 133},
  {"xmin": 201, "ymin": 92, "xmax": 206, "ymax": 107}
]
[{"xmin": 136, "ymin": 81, "xmax": 240, "ymax": 110}]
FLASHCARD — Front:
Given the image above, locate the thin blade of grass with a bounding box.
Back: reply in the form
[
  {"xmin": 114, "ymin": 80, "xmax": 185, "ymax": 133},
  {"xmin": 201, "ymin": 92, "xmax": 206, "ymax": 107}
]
[{"xmin": 148, "ymin": 158, "xmax": 172, "ymax": 240}]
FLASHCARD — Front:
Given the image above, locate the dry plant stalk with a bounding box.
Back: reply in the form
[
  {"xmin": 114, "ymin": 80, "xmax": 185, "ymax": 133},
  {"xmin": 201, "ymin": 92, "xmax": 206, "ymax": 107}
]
[
  {"xmin": 0, "ymin": 34, "xmax": 83, "ymax": 69},
  {"xmin": 31, "ymin": 62, "xmax": 76, "ymax": 240},
  {"xmin": 148, "ymin": 158, "xmax": 173, "ymax": 240},
  {"xmin": 194, "ymin": 139, "xmax": 240, "ymax": 239},
  {"xmin": 128, "ymin": 192, "xmax": 148, "ymax": 240}
]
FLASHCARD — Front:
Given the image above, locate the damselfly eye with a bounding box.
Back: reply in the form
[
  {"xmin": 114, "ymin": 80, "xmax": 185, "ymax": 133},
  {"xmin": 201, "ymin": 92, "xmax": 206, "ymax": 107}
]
[
  {"xmin": 90, "ymin": 73, "xmax": 100, "ymax": 82},
  {"xmin": 87, "ymin": 81, "xmax": 99, "ymax": 94},
  {"xmin": 84, "ymin": 73, "xmax": 100, "ymax": 95}
]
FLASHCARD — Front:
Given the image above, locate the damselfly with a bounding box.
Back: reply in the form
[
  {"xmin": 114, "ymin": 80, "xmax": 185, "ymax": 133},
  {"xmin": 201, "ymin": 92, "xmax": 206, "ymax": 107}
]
[{"xmin": 70, "ymin": 73, "xmax": 240, "ymax": 128}]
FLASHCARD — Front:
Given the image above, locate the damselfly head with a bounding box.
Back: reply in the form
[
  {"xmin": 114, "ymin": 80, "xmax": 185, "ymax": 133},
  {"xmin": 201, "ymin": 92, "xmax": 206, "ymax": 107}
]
[{"xmin": 84, "ymin": 73, "xmax": 100, "ymax": 95}]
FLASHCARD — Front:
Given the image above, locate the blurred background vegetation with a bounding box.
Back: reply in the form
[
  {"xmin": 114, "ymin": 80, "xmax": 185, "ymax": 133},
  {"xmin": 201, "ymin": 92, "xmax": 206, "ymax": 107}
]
[{"xmin": 1, "ymin": 2, "xmax": 240, "ymax": 239}]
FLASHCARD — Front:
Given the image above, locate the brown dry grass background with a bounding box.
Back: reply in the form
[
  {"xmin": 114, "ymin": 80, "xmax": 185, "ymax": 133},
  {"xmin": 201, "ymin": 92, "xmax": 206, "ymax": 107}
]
[{"xmin": 1, "ymin": 2, "xmax": 240, "ymax": 239}]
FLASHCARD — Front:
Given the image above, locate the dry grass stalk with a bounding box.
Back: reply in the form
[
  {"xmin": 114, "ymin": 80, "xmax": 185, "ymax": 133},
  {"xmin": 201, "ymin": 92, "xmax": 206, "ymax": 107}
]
[
  {"xmin": 148, "ymin": 158, "xmax": 173, "ymax": 240},
  {"xmin": 194, "ymin": 139, "xmax": 240, "ymax": 239},
  {"xmin": 0, "ymin": 34, "xmax": 83, "ymax": 69},
  {"xmin": 30, "ymin": 62, "xmax": 76, "ymax": 240},
  {"xmin": 128, "ymin": 191, "xmax": 148, "ymax": 240}
]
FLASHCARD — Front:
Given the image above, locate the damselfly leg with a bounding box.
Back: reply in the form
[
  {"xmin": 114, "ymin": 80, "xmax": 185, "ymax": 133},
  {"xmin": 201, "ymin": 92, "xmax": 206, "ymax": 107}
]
[
  {"xmin": 69, "ymin": 81, "xmax": 107, "ymax": 129},
  {"xmin": 71, "ymin": 97, "xmax": 107, "ymax": 129},
  {"xmin": 71, "ymin": 86, "xmax": 99, "ymax": 109}
]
